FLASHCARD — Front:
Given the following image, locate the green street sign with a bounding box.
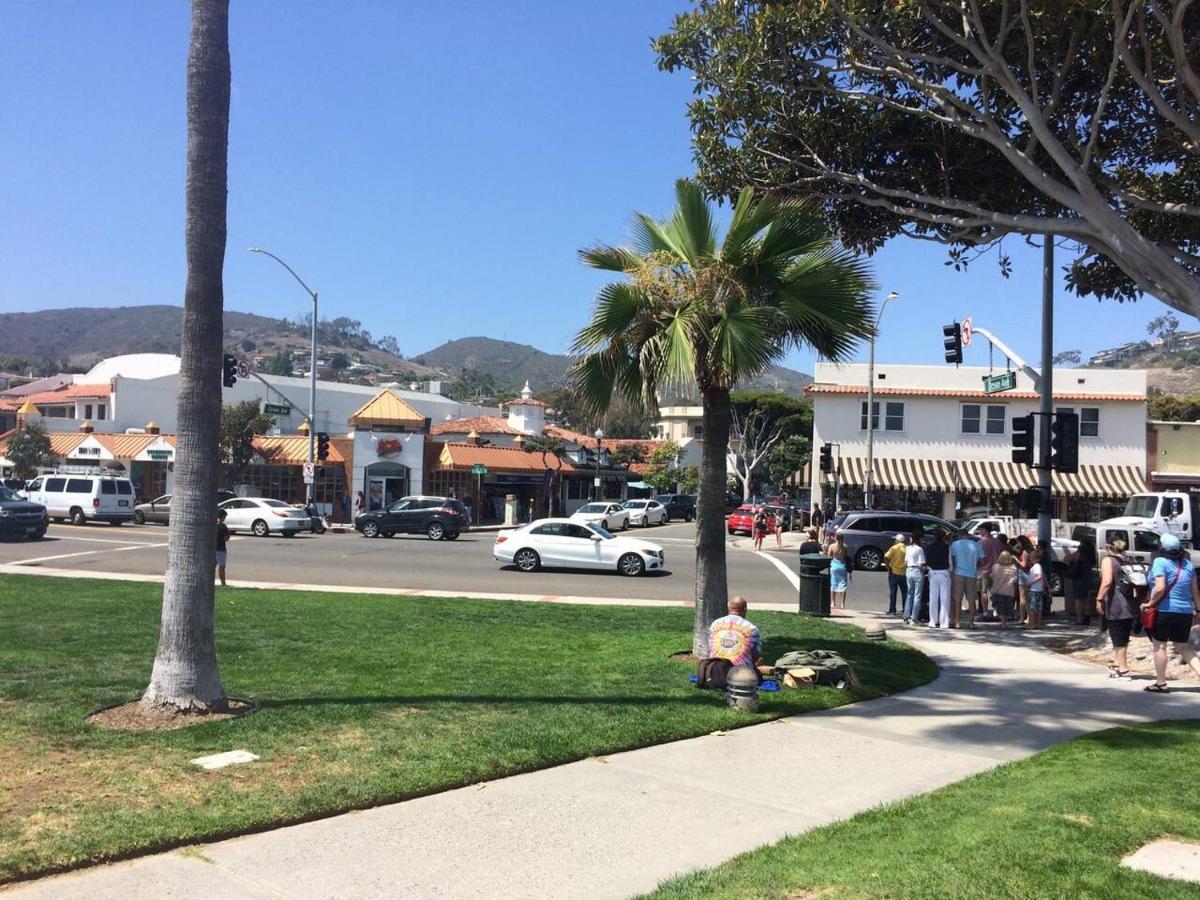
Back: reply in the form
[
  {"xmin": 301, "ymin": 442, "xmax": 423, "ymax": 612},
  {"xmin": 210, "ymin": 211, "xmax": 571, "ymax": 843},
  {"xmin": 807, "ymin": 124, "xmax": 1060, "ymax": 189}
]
[
  {"xmin": 262, "ymin": 402, "xmax": 292, "ymax": 416},
  {"xmin": 147, "ymin": 450, "xmax": 171, "ymax": 461},
  {"xmin": 982, "ymin": 371, "xmax": 1017, "ymax": 394},
  {"xmin": 470, "ymin": 464, "xmax": 488, "ymax": 476}
]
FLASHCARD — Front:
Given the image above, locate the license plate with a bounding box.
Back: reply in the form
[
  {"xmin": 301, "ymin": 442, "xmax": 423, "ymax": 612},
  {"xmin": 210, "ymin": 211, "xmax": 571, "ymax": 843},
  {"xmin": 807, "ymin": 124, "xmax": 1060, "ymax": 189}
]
[{"xmin": 119, "ymin": 500, "xmax": 129, "ymax": 506}]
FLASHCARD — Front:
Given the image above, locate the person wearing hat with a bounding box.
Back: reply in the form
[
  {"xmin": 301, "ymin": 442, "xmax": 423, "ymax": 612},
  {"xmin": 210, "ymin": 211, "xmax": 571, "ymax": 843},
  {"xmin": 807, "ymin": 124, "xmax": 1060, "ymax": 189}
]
[
  {"xmin": 1142, "ymin": 533, "xmax": 1200, "ymax": 693},
  {"xmin": 883, "ymin": 533, "xmax": 909, "ymax": 616}
]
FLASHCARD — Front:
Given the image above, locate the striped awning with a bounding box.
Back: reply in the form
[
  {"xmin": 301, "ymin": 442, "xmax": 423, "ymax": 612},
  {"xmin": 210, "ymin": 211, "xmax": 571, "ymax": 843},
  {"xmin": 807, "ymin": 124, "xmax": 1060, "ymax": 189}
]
[{"xmin": 823, "ymin": 456, "xmax": 1145, "ymax": 499}]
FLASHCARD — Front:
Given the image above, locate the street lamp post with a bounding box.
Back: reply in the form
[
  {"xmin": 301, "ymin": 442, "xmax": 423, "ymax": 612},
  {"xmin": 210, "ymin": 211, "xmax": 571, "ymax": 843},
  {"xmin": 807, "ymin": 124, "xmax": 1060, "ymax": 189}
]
[
  {"xmin": 249, "ymin": 247, "xmax": 318, "ymax": 505},
  {"xmin": 864, "ymin": 291, "xmax": 899, "ymax": 510},
  {"xmin": 593, "ymin": 428, "xmax": 604, "ymax": 501}
]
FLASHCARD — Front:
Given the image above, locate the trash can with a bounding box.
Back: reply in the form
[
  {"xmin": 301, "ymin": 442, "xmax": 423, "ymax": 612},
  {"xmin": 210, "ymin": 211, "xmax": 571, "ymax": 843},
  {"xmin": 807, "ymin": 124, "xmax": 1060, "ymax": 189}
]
[{"xmin": 798, "ymin": 552, "xmax": 832, "ymax": 617}]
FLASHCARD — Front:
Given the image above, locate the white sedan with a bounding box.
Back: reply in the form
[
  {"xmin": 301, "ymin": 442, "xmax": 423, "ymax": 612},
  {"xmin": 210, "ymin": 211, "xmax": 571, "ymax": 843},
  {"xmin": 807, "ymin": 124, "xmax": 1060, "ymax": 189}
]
[
  {"xmin": 493, "ymin": 518, "xmax": 665, "ymax": 576},
  {"xmin": 622, "ymin": 499, "xmax": 668, "ymax": 527},
  {"xmin": 218, "ymin": 497, "xmax": 310, "ymax": 537},
  {"xmin": 569, "ymin": 502, "xmax": 629, "ymax": 531}
]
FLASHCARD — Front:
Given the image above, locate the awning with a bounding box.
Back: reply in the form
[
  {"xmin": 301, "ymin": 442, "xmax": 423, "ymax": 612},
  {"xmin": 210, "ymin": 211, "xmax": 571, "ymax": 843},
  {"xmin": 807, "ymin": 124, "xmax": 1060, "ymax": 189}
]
[{"xmin": 822, "ymin": 456, "xmax": 1145, "ymax": 499}]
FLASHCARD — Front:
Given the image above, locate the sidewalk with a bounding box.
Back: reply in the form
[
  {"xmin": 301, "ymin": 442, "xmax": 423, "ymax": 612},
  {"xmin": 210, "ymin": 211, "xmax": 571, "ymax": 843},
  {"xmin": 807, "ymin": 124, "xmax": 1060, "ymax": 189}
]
[{"xmin": 8, "ymin": 613, "xmax": 1200, "ymax": 899}]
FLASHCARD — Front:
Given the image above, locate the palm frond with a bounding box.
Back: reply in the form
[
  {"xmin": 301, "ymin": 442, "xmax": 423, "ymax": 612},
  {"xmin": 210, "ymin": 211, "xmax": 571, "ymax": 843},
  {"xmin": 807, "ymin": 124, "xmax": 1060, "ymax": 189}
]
[
  {"xmin": 570, "ymin": 282, "xmax": 650, "ymax": 353},
  {"xmin": 708, "ymin": 299, "xmax": 778, "ymax": 385},
  {"xmin": 629, "ymin": 212, "xmax": 688, "ymax": 261},
  {"xmin": 771, "ymin": 248, "xmax": 876, "ymax": 361},
  {"xmin": 721, "ymin": 188, "xmax": 779, "ymax": 266},
  {"xmin": 579, "ymin": 244, "xmax": 645, "ymax": 273},
  {"xmin": 754, "ymin": 204, "xmax": 832, "ymax": 265},
  {"xmin": 665, "ymin": 179, "xmax": 717, "ymax": 265}
]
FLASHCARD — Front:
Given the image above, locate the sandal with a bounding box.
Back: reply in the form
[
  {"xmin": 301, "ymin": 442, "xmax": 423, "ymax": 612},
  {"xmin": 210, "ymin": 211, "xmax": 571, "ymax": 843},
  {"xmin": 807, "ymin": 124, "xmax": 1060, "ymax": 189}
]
[
  {"xmin": 1108, "ymin": 669, "xmax": 1132, "ymax": 680},
  {"xmin": 1144, "ymin": 683, "xmax": 1170, "ymax": 694}
]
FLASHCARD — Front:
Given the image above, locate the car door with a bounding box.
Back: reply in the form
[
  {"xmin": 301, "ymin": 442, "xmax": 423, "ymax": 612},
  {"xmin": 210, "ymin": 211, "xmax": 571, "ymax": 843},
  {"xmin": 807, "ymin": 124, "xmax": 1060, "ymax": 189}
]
[
  {"xmin": 563, "ymin": 523, "xmax": 605, "ymax": 569},
  {"xmin": 527, "ymin": 522, "xmax": 569, "ymax": 566},
  {"xmin": 151, "ymin": 495, "xmax": 171, "ymax": 524},
  {"xmin": 222, "ymin": 499, "xmax": 251, "ymax": 532},
  {"xmin": 379, "ymin": 498, "xmax": 411, "ymax": 533}
]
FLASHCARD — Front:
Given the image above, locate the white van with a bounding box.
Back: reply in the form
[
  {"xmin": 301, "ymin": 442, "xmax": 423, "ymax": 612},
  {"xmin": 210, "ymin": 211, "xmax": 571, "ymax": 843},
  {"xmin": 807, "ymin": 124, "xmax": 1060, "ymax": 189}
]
[{"xmin": 24, "ymin": 473, "xmax": 136, "ymax": 525}]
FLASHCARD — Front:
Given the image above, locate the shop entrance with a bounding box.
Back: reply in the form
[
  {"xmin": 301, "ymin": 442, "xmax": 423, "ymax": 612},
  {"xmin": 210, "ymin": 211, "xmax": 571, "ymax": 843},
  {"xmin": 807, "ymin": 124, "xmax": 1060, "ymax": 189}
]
[{"xmin": 365, "ymin": 462, "xmax": 410, "ymax": 511}]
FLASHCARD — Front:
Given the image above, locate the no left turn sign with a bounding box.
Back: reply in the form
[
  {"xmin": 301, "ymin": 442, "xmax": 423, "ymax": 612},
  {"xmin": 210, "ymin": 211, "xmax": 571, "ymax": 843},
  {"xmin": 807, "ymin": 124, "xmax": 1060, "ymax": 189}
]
[{"xmin": 961, "ymin": 317, "xmax": 973, "ymax": 349}]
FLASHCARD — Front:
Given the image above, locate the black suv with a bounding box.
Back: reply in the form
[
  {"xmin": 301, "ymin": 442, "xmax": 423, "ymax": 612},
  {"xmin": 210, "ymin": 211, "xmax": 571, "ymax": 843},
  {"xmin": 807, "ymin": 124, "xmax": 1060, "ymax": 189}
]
[
  {"xmin": 830, "ymin": 509, "xmax": 957, "ymax": 571},
  {"xmin": 0, "ymin": 484, "xmax": 48, "ymax": 540},
  {"xmin": 654, "ymin": 494, "xmax": 696, "ymax": 522},
  {"xmin": 355, "ymin": 495, "xmax": 470, "ymax": 541}
]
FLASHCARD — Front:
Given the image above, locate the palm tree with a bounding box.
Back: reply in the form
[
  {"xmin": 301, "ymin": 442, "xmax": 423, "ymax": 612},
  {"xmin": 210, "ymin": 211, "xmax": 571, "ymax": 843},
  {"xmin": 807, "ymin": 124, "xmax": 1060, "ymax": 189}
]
[
  {"xmin": 572, "ymin": 180, "xmax": 874, "ymax": 656},
  {"xmin": 142, "ymin": 0, "xmax": 231, "ymax": 714}
]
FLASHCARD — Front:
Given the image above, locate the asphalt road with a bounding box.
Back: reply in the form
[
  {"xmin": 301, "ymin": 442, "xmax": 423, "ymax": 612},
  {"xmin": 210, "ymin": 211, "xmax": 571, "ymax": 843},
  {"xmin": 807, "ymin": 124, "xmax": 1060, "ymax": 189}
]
[{"xmin": 0, "ymin": 520, "xmax": 849, "ymax": 607}]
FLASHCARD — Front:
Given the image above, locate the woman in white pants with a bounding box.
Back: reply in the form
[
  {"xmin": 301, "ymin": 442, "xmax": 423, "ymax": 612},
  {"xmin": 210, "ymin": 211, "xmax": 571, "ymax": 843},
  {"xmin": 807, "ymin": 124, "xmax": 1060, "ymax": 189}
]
[{"xmin": 926, "ymin": 529, "xmax": 953, "ymax": 628}]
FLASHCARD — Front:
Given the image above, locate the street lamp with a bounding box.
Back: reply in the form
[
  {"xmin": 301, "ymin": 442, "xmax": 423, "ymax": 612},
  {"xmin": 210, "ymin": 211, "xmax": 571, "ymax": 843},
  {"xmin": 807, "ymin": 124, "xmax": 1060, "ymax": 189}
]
[
  {"xmin": 864, "ymin": 290, "xmax": 899, "ymax": 510},
  {"xmin": 249, "ymin": 247, "xmax": 319, "ymax": 505},
  {"xmin": 593, "ymin": 428, "xmax": 604, "ymax": 501}
]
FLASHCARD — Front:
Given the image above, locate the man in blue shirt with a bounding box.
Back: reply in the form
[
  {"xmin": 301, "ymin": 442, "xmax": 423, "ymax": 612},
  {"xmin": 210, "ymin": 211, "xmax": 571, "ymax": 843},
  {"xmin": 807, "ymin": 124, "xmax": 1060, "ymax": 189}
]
[
  {"xmin": 1143, "ymin": 534, "xmax": 1200, "ymax": 693},
  {"xmin": 950, "ymin": 531, "xmax": 982, "ymax": 629}
]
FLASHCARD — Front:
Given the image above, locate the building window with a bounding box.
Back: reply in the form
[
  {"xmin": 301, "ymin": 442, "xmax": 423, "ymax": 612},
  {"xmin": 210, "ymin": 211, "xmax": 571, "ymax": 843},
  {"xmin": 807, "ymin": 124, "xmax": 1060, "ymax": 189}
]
[
  {"xmin": 962, "ymin": 404, "xmax": 1006, "ymax": 435},
  {"xmin": 84, "ymin": 404, "xmax": 93, "ymax": 420},
  {"xmin": 860, "ymin": 401, "xmax": 905, "ymax": 432},
  {"xmin": 692, "ymin": 425, "xmax": 703, "ymax": 439},
  {"xmin": 1080, "ymin": 407, "xmax": 1099, "ymax": 437},
  {"xmin": 96, "ymin": 404, "xmax": 107, "ymax": 421}
]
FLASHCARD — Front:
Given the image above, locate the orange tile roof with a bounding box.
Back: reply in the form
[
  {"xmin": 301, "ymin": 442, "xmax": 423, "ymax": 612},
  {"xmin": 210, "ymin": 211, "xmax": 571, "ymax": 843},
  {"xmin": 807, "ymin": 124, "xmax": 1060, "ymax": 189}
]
[
  {"xmin": 253, "ymin": 435, "xmax": 348, "ymax": 465},
  {"xmin": 96, "ymin": 433, "xmax": 177, "ymax": 458},
  {"xmin": 347, "ymin": 389, "xmax": 427, "ymax": 427},
  {"xmin": 437, "ymin": 443, "xmax": 576, "ymax": 473},
  {"xmin": 804, "ymin": 384, "xmax": 1144, "ymax": 402},
  {"xmin": 23, "ymin": 384, "xmax": 112, "ymax": 405},
  {"xmin": 47, "ymin": 433, "xmax": 88, "ymax": 456},
  {"xmin": 431, "ymin": 416, "xmax": 521, "ymax": 436}
]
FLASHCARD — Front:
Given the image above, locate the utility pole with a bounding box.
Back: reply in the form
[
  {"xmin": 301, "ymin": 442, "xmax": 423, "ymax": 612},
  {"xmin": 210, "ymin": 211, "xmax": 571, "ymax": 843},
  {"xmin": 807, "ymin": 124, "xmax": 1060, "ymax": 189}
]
[{"xmin": 1038, "ymin": 238, "xmax": 1054, "ymax": 552}]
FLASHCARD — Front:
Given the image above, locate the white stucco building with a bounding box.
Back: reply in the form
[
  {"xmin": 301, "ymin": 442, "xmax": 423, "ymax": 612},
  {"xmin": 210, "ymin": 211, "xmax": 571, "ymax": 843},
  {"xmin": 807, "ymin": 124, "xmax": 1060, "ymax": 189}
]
[{"xmin": 808, "ymin": 362, "xmax": 1148, "ymax": 520}]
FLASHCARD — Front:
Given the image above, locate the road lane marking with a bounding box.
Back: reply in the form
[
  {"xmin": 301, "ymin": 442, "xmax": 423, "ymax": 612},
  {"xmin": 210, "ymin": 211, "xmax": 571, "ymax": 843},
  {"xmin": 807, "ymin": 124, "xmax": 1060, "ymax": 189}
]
[
  {"xmin": 15, "ymin": 541, "xmax": 170, "ymax": 566},
  {"xmin": 39, "ymin": 534, "xmax": 168, "ymax": 546},
  {"xmin": 754, "ymin": 550, "xmax": 800, "ymax": 591}
]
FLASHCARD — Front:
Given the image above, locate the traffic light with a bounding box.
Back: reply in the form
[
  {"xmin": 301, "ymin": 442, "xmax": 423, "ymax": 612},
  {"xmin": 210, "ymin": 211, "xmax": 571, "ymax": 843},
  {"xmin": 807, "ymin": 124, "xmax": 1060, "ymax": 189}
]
[
  {"xmin": 1011, "ymin": 414, "xmax": 1035, "ymax": 466},
  {"xmin": 222, "ymin": 354, "xmax": 238, "ymax": 388},
  {"xmin": 1050, "ymin": 411, "xmax": 1079, "ymax": 473},
  {"xmin": 316, "ymin": 431, "xmax": 330, "ymax": 461},
  {"xmin": 1018, "ymin": 487, "xmax": 1043, "ymax": 518},
  {"xmin": 942, "ymin": 322, "xmax": 963, "ymax": 365},
  {"xmin": 819, "ymin": 443, "xmax": 833, "ymax": 473}
]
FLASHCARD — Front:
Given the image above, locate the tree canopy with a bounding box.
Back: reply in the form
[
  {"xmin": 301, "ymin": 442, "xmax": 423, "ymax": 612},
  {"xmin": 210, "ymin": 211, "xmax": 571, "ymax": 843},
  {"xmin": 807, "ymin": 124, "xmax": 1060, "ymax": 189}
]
[
  {"xmin": 6, "ymin": 420, "xmax": 53, "ymax": 478},
  {"xmin": 1148, "ymin": 393, "xmax": 1200, "ymax": 422},
  {"xmin": 218, "ymin": 401, "xmax": 275, "ymax": 476},
  {"xmin": 656, "ymin": 1, "xmax": 1200, "ymax": 317}
]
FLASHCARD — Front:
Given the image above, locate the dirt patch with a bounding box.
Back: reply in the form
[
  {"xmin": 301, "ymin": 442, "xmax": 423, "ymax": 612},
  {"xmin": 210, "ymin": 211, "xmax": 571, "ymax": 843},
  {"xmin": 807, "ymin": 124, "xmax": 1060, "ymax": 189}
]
[
  {"xmin": 86, "ymin": 698, "xmax": 256, "ymax": 732},
  {"xmin": 669, "ymin": 651, "xmax": 699, "ymax": 662},
  {"xmin": 1045, "ymin": 632, "xmax": 1200, "ymax": 681}
]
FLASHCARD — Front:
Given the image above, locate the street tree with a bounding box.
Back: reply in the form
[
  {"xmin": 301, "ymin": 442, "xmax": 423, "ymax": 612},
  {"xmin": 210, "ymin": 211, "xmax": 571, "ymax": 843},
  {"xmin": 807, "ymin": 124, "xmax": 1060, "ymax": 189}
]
[
  {"xmin": 609, "ymin": 443, "xmax": 647, "ymax": 468},
  {"xmin": 1148, "ymin": 393, "xmax": 1200, "ymax": 422},
  {"xmin": 767, "ymin": 434, "xmax": 813, "ymax": 492},
  {"xmin": 6, "ymin": 420, "xmax": 53, "ymax": 479},
  {"xmin": 640, "ymin": 441, "xmax": 686, "ymax": 494},
  {"xmin": 572, "ymin": 179, "xmax": 872, "ymax": 655},
  {"xmin": 142, "ymin": 0, "xmax": 230, "ymax": 715},
  {"xmin": 262, "ymin": 348, "xmax": 293, "ymax": 376},
  {"xmin": 1147, "ymin": 312, "xmax": 1181, "ymax": 348},
  {"xmin": 218, "ymin": 401, "xmax": 275, "ymax": 480},
  {"xmin": 656, "ymin": 1, "xmax": 1200, "ymax": 317},
  {"xmin": 727, "ymin": 404, "xmax": 784, "ymax": 501},
  {"xmin": 1052, "ymin": 350, "xmax": 1083, "ymax": 366},
  {"xmin": 523, "ymin": 434, "xmax": 567, "ymax": 517}
]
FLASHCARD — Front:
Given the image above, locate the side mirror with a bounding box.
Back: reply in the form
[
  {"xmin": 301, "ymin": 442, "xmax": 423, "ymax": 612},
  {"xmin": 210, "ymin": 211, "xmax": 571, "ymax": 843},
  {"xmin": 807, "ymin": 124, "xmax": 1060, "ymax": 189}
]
[{"xmin": 591, "ymin": 534, "xmax": 603, "ymax": 541}]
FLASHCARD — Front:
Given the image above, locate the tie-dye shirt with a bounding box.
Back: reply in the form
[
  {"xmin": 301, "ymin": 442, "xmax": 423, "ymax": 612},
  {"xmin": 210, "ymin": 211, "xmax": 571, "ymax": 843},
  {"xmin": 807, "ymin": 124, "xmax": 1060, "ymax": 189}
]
[{"xmin": 707, "ymin": 615, "xmax": 761, "ymax": 666}]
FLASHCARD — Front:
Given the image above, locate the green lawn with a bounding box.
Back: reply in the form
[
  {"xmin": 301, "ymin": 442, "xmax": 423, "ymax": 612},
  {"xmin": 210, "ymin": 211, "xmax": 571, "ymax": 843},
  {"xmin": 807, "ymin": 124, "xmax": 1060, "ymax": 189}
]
[
  {"xmin": 0, "ymin": 574, "xmax": 934, "ymax": 883},
  {"xmin": 647, "ymin": 719, "xmax": 1200, "ymax": 899}
]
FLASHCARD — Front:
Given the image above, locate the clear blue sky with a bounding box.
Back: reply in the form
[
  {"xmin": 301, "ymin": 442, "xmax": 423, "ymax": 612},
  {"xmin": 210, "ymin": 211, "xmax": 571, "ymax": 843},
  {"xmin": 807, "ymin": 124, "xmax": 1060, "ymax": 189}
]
[{"xmin": 0, "ymin": 2, "xmax": 1188, "ymax": 376}]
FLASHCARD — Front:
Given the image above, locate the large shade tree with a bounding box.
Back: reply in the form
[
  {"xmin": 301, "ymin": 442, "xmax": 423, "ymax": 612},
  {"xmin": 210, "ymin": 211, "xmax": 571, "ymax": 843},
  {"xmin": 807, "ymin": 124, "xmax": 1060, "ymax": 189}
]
[
  {"xmin": 572, "ymin": 179, "xmax": 873, "ymax": 655},
  {"xmin": 656, "ymin": 1, "xmax": 1200, "ymax": 317},
  {"xmin": 142, "ymin": 0, "xmax": 231, "ymax": 714}
]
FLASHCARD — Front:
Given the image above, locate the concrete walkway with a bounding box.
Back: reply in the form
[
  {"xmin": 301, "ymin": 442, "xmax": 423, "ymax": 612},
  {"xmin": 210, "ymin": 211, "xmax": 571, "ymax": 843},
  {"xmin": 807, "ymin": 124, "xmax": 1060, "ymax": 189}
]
[{"xmin": 8, "ymin": 615, "xmax": 1200, "ymax": 900}]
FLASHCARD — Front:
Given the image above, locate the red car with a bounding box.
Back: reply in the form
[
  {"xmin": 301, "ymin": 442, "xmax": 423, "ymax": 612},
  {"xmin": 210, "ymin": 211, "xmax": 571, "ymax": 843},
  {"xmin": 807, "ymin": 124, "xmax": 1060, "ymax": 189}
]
[{"xmin": 726, "ymin": 505, "xmax": 776, "ymax": 536}]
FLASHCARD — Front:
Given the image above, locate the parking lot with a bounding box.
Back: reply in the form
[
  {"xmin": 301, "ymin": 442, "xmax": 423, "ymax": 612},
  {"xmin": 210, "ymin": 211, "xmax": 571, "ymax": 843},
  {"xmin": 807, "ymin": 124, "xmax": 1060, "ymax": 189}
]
[{"xmin": 0, "ymin": 519, "xmax": 848, "ymax": 606}]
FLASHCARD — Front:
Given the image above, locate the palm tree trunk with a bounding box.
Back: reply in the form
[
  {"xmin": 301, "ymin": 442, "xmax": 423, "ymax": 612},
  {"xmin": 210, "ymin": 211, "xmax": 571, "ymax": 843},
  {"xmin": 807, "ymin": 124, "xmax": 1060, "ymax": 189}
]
[
  {"xmin": 142, "ymin": 0, "xmax": 230, "ymax": 713},
  {"xmin": 693, "ymin": 385, "xmax": 731, "ymax": 657}
]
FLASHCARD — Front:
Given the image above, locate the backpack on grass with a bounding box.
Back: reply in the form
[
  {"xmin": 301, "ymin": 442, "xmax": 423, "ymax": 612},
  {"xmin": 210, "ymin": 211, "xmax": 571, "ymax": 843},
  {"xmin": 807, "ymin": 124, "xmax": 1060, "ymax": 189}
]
[{"xmin": 696, "ymin": 657, "xmax": 732, "ymax": 691}]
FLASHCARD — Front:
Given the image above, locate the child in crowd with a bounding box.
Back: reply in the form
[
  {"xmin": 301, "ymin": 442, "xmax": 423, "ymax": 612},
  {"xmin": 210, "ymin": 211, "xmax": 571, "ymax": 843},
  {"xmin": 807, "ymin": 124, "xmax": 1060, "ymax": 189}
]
[
  {"xmin": 990, "ymin": 550, "xmax": 1019, "ymax": 629},
  {"xmin": 1026, "ymin": 549, "xmax": 1047, "ymax": 629}
]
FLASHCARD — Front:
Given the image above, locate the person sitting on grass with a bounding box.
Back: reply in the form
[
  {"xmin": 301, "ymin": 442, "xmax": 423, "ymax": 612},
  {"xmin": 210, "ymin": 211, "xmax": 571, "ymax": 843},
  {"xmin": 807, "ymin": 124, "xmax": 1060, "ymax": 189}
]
[{"xmin": 700, "ymin": 596, "xmax": 773, "ymax": 686}]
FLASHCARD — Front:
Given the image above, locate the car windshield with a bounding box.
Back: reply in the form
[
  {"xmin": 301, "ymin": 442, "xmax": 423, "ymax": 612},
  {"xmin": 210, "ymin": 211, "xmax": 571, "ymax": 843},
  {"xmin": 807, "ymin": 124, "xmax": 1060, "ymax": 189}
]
[
  {"xmin": 0, "ymin": 487, "xmax": 18, "ymax": 502},
  {"xmin": 622, "ymin": 501, "xmax": 647, "ymax": 509},
  {"xmin": 261, "ymin": 499, "xmax": 290, "ymax": 508},
  {"xmin": 654, "ymin": 496, "xmax": 673, "ymax": 503},
  {"xmin": 587, "ymin": 524, "xmax": 615, "ymax": 539},
  {"xmin": 1123, "ymin": 495, "xmax": 1160, "ymax": 519},
  {"xmin": 578, "ymin": 504, "xmax": 606, "ymax": 514}
]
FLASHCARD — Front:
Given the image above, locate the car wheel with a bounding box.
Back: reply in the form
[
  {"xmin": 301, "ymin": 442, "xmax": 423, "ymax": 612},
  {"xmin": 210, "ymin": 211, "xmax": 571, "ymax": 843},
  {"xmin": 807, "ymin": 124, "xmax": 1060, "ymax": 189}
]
[
  {"xmin": 361, "ymin": 520, "xmax": 380, "ymax": 538},
  {"xmin": 855, "ymin": 546, "xmax": 884, "ymax": 571},
  {"xmin": 727, "ymin": 528, "xmax": 736, "ymax": 536},
  {"xmin": 514, "ymin": 548, "xmax": 540, "ymax": 572},
  {"xmin": 686, "ymin": 511, "xmax": 694, "ymax": 522},
  {"xmin": 381, "ymin": 531, "xmax": 395, "ymax": 538},
  {"xmin": 641, "ymin": 516, "xmax": 650, "ymax": 528},
  {"xmin": 600, "ymin": 520, "xmax": 608, "ymax": 531},
  {"xmin": 282, "ymin": 531, "xmax": 295, "ymax": 538},
  {"xmin": 30, "ymin": 530, "xmax": 46, "ymax": 541},
  {"xmin": 426, "ymin": 521, "xmax": 446, "ymax": 541},
  {"xmin": 618, "ymin": 553, "xmax": 645, "ymax": 577},
  {"xmin": 251, "ymin": 519, "xmax": 270, "ymax": 538},
  {"xmin": 1049, "ymin": 569, "xmax": 1065, "ymax": 596},
  {"xmin": 663, "ymin": 513, "xmax": 671, "ymax": 524},
  {"xmin": 446, "ymin": 532, "xmax": 459, "ymax": 540},
  {"xmin": 70, "ymin": 508, "xmax": 86, "ymax": 526},
  {"xmin": 133, "ymin": 510, "xmax": 145, "ymax": 525}
]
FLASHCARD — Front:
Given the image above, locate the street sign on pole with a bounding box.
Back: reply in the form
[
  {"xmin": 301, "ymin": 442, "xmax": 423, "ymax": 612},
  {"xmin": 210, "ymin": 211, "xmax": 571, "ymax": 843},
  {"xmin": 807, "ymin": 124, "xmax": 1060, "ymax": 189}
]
[
  {"xmin": 303, "ymin": 462, "xmax": 315, "ymax": 479},
  {"xmin": 960, "ymin": 317, "xmax": 973, "ymax": 348},
  {"xmin": 262, "ymin": 401, "xmax": 292, "ymax": 416},
  {"xmin": 982, "ymin": 371, "xmax": 1017, "ymax": 394},
  {"xmin": 470, "ymin": 464, "xmax": 488, "ymax": 476},
  {"xmin": 236, "ymin": 359, "xmax": 251, "ymax": 380}
]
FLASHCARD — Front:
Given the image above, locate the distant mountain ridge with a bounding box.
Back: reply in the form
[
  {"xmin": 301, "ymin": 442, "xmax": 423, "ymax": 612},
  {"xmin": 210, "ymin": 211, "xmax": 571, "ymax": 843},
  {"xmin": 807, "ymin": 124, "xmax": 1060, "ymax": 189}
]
[{"xmin": 413, "ymin": 335, "xmax": 815, "ymax": 396}]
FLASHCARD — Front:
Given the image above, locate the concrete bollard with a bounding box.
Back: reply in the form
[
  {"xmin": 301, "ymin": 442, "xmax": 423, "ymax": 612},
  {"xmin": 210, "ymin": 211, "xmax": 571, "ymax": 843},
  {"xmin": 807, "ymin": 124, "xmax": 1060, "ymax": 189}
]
[{"xmin": 725, "ymin": 665, "xmax": 759, "ymax": 711}]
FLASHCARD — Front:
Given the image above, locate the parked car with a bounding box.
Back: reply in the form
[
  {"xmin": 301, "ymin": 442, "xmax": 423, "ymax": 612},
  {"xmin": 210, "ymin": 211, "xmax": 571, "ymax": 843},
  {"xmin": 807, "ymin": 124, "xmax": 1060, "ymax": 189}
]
[
  {"xmin": 726, "ymin": 504, "xmax": 776, "ymax": 536},
  {"xmin": 570, "ymin": 502, "xmax": 629, "ymax": 532},
  {"xmin": 828, "ymin": 509, "xmax": 957, "ymax": 570},
  {"xmin": 24, "ymin": 473, "xmax": 136, "ymax": 525},
  {"xmin": 622, "ymin": 498, "xmax": 668, "ymax": 527},
  {"xmin": 133, "ymin": 489, "xmax": 237, "ymax": 525},
  {"xmin": 354, "ymin": 495, "xmax": 469, "ymax": 541},
  {"xmin": 218, "ymin": 496, "xmax": 310, "ymax": 537},
  {"xmin": 0, "ymin": 484, "xmax": 48, "ymax": 540},
  {"xmin": 493, "ymin": 518, "xmax": 665, "ymax": 576},
  {"xmin": 654, "ymin": 494, "xmax": 696, "ymax": 522}
]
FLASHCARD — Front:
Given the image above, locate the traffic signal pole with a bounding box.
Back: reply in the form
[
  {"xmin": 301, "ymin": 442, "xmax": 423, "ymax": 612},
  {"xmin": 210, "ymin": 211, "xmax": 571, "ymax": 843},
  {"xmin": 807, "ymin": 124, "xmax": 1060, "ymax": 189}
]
[{"xmin": 1038, "ymin": 238, "xmax": 1054, "ymax": 552}]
